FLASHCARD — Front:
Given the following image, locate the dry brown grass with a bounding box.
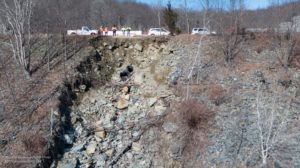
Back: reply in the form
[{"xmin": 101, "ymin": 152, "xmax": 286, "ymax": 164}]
[
  {"xmin": 22, "ymin": 133, "xmax": 47, "ymax": 155},
  {"xmin": 207, "ymin": 84, "xmax": 224, "ymax": 100},
  {"xmin": 173, "ymin": 81, "xmax": 228, "ymax": 106},
  {"xmin": 164, "ymin": 99, "xmax": 215, "ymax": 166},
  {"xmin": 0, "ymin": 35, "xmax": 92, "ymax": 168},
  {"xmin": 177, "ymin": 100, "xmax": 214, "ymax": 132},
  {"xmin": 0, "ymin": 132, "xmax": 47, "ymax": 168},
  {"xmin": 169, "ymin": 34, "xmax": 211, "ymax": 45},
  {"xmin": 236, "ymin": 63, "xmax": 264, "ymax": 76},
  {"xmin": 141, "ymin": 91, "xmax": 154, "ymax": 98},
  {"xmin": 207, "ymin": 84, "xmax": 227, "ymax": 106},
  {"xmin": 290, "ymin": 41, "xmax": 300, "ymax": 68}
]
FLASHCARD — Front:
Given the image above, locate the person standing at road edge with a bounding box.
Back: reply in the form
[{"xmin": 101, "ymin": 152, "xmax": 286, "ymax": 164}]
[
  {"xmin": 122, "ymin": 27, "xmax": 126, "ymax": 36},
  {"xmin": 126, "ymin": 27, "xmax": 131, "ymax": 37},
  {"xmin": 98, "ymin": 26, "xmax": 103, "ymax": 36},
  {"xmin": 104, "ymin": 27, "xmax": 108, "ymax": 36},
  {"xmin": 112, "ymin": 25, "xmax": 117, "ymax": 36}
]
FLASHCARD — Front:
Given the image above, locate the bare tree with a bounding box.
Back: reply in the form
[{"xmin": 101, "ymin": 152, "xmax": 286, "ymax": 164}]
[
  {"xmin": 0, "ymin": 0, "xmax": 33, "ymax": 78},
  {"xmin": 184, "ymin": 0, "xmax": 211, "ymax": 99},
  {"xmin": 274, "ymin": 35, "xmax": 296, "ymax": 69},
  {"xmin": 200, "ymin": 0, "xmax": 209, "ymax": 28},
  {"xmin": 151, "ymin": 0, "xmax": 164, "ymax": 28},
  {"xmin": 221, "ymin": 0, "xmax": 245, "ymax": 65},
  {"xmin": 183, "ymin": 0, "xmax": 191, "ymax": 33},
  {"xmin": 255, "ymin": 84, "xmax": 298, "ymax": 166},
  {"xmin": 274, "ymin": 16, "xmax": 297, "ymax": 69}
]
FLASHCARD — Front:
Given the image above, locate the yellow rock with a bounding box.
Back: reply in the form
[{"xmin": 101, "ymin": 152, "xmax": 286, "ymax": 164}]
[
  {"xmin": 117, "ymin": 97, "xmax": 129, "ymax": 109},
  {"xmin": 95, "ymin": 130, "xmax": 106, "ymax": 139}
]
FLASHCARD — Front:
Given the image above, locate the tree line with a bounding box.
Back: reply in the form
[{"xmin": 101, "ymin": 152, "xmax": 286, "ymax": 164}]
[
  {"xmin": 30, "ymin": 0, "xmax": 300, "ymax": 33},
  {"xmin": 0, "ymin": 0, "xmax": 300, "ymax": 78},
  {"xmin": 1, "ymin": 0, "xmax": 299, "ymax": 34}
]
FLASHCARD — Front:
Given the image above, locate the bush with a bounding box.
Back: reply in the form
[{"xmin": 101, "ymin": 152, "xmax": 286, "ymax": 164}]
[
  {"xmin": 273, "ymin": 33, "xmax": 296, "ymax": 69},
  {"xmin": 222, "ymin": 33, "xmax": 244, "ymax": 64},
  {"xmin": 177, "ymin": 100, "xmax": 214, "ymax": 132},
  {"xmin": 171, "ymin": 99, "xmax": 215, "ymax": 164}
]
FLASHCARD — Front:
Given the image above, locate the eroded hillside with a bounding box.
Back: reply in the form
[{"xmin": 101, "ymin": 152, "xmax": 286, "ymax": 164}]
[
  {"xmin": 1, "ymin": 34, "xmax": 300, "ymax": 168},
  {"xmin": 55, "ymin": 35, "xmax": 300, "ymax": 168}
]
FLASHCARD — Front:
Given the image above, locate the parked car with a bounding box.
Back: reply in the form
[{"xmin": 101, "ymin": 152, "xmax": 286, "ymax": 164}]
[
  {"xmin": 191, "ymin": 28, "xmax": 216, "ymax": 35},
  {"xmin": 147, "ymin": 28, "xmax": 170, "ymax": 36},
  {"xmin": 67, "ymin": 26, "xmax": 98, "ymax": 35}
]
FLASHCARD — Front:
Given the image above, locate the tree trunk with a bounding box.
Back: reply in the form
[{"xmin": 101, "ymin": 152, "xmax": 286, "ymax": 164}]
[{"xmin": 24, "ymin": 66, "xmax": 31, "ymax": 79}]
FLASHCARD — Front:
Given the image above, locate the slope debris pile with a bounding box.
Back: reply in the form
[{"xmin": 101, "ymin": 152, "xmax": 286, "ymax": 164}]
[
  {"xmin": 53, "ymin": 37, "xmax": 180, "ymax": 168},
  {"xmin": 53, "ymin": 35, "xmax": 300, "ymax": 168}
]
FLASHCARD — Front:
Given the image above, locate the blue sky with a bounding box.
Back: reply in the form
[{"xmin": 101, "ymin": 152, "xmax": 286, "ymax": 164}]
[
  {"xmin": 136, "ymin": 0, "xmax": 271, "ymax": 10},
  {"xmin": 245, "ymin": 0, "xmax": 269, "ymax": 10}
]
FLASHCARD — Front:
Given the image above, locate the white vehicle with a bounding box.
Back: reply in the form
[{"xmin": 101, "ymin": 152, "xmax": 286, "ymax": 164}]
[
  {"xmin": 191, "ymin": 28, "xmax": 216, "ymax": 35},
  {"xmin": 67, "ymin": 26, "xmax": 98, "ymax": 35},
  {"xmin": 148, "ymin": 28, "xmax": 170, "ymax": 36}
]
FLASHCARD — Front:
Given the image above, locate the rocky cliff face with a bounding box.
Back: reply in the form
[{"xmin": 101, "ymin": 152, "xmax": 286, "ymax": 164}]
[
  {"xmin": 52, "ymin": 37, "xmax": 179, "ymax": 168},
  {"xmin": 52, "ymin": 35, "xmax": 300, "ymax": 168}
]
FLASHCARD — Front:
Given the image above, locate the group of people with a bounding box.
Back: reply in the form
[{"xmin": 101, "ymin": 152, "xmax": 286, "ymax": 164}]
[
  {"xmin": 121, "ymin": 27, "xmax": 131, "ymax": 36},
  {"xmin": 97, "ymin": 26, "xmax": 109, "ymax": 36},
  {"xmin": 98, "ymin": 25, "xmax": 132, "ymax": 37}
]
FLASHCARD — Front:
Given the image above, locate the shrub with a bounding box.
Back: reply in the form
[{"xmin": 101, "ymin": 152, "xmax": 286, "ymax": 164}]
[
  {"xmin": 171, "ymin": 99, "xmax": 215, "ymax": 164},
  {"xmin": 222, "ymin": 33, "xmax": 244, "ymax": 64},
  {"xmin": 273, "ymin": 33, "xmax": 296, "ymax": 69},
  {"xmin": 177, "ymin": 100, "xmax": 214, "ymax": 132}
]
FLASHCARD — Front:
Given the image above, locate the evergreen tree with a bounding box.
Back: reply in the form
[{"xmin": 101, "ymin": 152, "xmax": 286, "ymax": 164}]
[{"xmin": 163, "ymin": 1, "xmax": 178, "ymax": 35}]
